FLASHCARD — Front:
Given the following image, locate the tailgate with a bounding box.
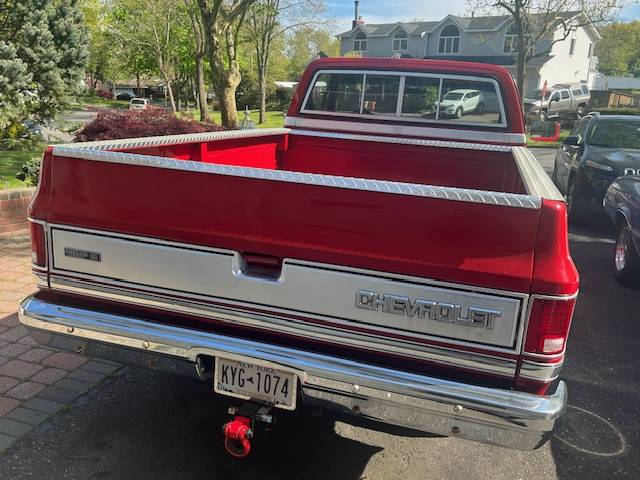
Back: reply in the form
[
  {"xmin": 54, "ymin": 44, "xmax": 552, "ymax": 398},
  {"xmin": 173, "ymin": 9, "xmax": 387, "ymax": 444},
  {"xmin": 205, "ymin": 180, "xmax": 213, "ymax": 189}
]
[{"xmin": 38, "ymin": 142, "xmax": 542, "ymax": 354}]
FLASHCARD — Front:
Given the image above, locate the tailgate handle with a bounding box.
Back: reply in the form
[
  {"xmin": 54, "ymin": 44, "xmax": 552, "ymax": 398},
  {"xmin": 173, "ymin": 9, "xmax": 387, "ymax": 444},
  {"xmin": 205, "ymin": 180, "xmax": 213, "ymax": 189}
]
[{"xmin": 233, "ymin": 252, "xmax": 284, "ymax": 284}]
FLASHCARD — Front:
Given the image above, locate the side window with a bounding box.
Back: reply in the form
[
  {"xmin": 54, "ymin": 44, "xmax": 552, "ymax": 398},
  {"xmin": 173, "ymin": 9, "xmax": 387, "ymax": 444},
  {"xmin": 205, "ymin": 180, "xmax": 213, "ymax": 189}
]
[
  {"xmin": 550, "ymin": 91, "xmax": 560, "ymax": 101},
  {"xmin": 304, "ymin": 73, "xmax": 364, "ymax": 113},
  {"xmin": 571, "ymin": 117, "xmax": 590, "ymax": 137},
  {"xmin": 560, "ymin": 90, "xmax": 570, "ymax": 100},
  {"xmin": 439, "ymin": 78, "xmax": 501, "ymax": 123},
  {"xmin": 572, "ymin": 89, "xmax": 582, "ymax": 96},
  {"xmin": 401, "ymin": 76, "xmax": 440, "ymax": 119},
  {"xmin": 362, "ymin": 75, "xmax": 401, "ymax": 115},
  {"xmin": 581, "ymin": 85, "xmax": 589, "ymax": 95}
]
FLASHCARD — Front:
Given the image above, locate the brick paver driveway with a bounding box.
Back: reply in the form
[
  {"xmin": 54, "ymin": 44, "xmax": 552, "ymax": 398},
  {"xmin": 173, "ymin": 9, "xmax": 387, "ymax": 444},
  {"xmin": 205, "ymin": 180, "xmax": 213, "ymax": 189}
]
[{"xmin": 0, "ymin": 231, "xmax": 119, "ymax": 450}]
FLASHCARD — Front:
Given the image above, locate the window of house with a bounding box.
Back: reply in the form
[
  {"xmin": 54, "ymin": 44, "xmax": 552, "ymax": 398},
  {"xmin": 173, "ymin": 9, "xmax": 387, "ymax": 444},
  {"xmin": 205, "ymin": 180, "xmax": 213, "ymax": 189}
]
[
  {"xmin": 587, "ymin": 42, "xmax": 593, "ymax": 58},
  {"xmin": 503, "ymin": 24, "xmax": 518, "ymax": 54},
  {"xmin": 392, "ymin": 30, "xmax": 408, "ymax": 51},
  {"xmin": 438, "ymin": 25, "xmax": 460, "ymax": 54},
  {"xmin": 401, "ymin": 76, "xmax": 441, "ymax": 119},
  {"xmin": 363, "ymin": 75, "xmax": 401, "ymax": 115},
  {"xmin": 354, "ymin": 32, "xmax": 367, "ymax": 52},
  {"xmin": 304, "ymin": 73, "xmax": 364, "ymax": 113},
  {"xmin": 569, "ymin": 38, "xmax": 576, "ymax": 55}
]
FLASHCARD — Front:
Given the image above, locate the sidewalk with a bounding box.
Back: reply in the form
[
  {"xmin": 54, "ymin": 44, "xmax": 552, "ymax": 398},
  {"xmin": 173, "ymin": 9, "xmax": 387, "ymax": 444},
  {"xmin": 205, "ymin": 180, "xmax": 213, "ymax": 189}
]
[{"xmin": 0, "ymin": 231, "xmax": 119, "ymax": 451}]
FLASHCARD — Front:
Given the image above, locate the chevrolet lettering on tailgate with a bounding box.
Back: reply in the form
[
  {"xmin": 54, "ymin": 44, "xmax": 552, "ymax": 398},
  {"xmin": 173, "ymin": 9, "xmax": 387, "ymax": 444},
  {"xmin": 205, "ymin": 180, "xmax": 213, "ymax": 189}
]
[{"xmin": 355, "ymin": 290, "xmax": 501, "ymax": 329}]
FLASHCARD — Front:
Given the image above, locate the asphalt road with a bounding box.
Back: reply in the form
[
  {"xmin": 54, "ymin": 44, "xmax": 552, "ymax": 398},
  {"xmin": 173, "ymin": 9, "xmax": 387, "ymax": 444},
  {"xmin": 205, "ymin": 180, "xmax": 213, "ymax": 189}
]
[{"xmin": 1, "ymin": 148, "xmax": 639, "ymax": 479}]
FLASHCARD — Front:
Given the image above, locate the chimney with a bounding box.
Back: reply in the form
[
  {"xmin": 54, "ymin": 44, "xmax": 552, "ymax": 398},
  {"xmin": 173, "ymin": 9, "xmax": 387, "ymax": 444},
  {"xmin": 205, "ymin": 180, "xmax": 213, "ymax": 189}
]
[{"xmin": 352, "ymin": 1, "xmax": 364, "ymax": 28}]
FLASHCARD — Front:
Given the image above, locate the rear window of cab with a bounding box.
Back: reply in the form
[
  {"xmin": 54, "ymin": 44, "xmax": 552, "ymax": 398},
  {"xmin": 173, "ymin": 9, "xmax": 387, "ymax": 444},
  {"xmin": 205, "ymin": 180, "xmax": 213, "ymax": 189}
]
[{"xmin": 302, "ymin": 70, "xmax": 507, "ymax": 127}]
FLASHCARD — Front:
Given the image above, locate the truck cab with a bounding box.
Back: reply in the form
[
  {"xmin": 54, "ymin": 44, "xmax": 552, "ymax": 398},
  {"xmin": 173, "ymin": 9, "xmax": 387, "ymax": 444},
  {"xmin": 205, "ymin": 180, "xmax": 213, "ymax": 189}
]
[
  {"xmin": 525, "ymin": 83, "xmax": 591, "ymax": 120},
  {"xmin": 20, "ymin": 58, "xmax": 578, "ymax": 455}
]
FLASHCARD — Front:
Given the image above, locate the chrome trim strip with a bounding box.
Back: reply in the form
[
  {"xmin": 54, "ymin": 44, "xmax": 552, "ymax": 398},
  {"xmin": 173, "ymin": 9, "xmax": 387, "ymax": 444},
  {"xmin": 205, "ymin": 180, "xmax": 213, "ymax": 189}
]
[
  {"xmin": 19, "ymin": 296, "xmax": 566, "ymax": 450},
  {"xmin": 519, "ymin": 360, "xmax": 564, "ymax": 382},
  {"xmin": 51, "ymin": 146, "xmax": 540, "ymax": 209},
  {"xmin": 52, "ymin": 128, "xmax": 291, "ymax": 152},
  {"xmin": 285, "ymin": 116, "xmax": 527, "ymax": 145},
  {"xmin": 290, "ymin": 129, "xmax": 513, "ymax": 152},
  {"xmin": 512, "ymin": 146, "xmax": 565, "ymax": 201},
  {"xmin": 45, "ymin": 222, "xmax": 530, "ymax": 356},
  {"xmin": 48, "ymin": 275, "xmax": 518, "ymax": 377}
]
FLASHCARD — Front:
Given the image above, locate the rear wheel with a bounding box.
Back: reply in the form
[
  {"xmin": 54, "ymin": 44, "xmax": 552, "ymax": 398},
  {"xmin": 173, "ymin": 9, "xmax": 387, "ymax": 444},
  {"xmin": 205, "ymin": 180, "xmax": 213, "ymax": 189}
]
[
  {"xmin": 476, "ymin": 102, "xmax": 485, "ymax": 114},
  {"xmin": 455, "ymin": 107, "xmax": 463, "ymax": 119},
  {"xmin": 614, "ymin": 223, "xmax": 640, "ymax": 287}
]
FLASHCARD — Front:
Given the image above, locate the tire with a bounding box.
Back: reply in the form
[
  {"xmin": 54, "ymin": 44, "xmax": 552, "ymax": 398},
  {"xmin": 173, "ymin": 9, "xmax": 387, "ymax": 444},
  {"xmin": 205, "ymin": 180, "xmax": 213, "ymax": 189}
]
[
  {"xmin": 614, "ymin": 223, "xmax": 640, "ymax": 287},
  {"xmin": 476, "ymin": 102, "xmax": 485, "ymax": 114},
  {"xmin": 455, "ymin": 107, "xmax": 463, "ymax": 119}
]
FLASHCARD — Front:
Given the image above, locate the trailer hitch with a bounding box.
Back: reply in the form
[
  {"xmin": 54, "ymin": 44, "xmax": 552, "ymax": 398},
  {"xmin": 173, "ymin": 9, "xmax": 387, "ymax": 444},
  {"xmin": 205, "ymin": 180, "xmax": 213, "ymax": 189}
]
[{"xmin": 222, "ymin": 402, "xmax": 273, "ymax": 458}]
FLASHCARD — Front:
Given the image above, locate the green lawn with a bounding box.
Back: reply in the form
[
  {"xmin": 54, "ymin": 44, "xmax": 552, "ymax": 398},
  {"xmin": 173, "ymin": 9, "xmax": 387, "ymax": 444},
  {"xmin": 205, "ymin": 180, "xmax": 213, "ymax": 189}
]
[
  {"xmin": 68, "ymin": 95, "xmax": 129, "ymax": 110},
  {"xmin": 214, "ymin": 109, "xmax": 285, "ymax": 129},
  {"xmin": 0, "ymin": 150, "xmax": 38, "ymax": 189}
]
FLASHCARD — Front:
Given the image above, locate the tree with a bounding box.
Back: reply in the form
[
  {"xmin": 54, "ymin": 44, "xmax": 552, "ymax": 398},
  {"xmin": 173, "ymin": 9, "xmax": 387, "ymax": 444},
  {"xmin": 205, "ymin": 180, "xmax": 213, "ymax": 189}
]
[
  {"xmin": 466, "ymin": 1, "xmax": 626, "ymax": 108},
  {"xmin": 244, "ymin": 0, "xmax": 325, "ymax": 124},
  {"xmin": 597, "ymin": 21, "xmax": 640, "ymax": 77},
  {"xmin": 112, "ymin": 0, "xmax": 188, "ymax": 112},
  {"xmin": 285, "ymin": 26, "xmax": 339, "ymax": 80},
  {"xmin": 0, "ymin": 0, "xmax": 88, "ymax": 132},
  {"xmin": 196, "ymin": 0, "xmax": 258, "ymax": 129},
  {"xmin": 187, "ymin": 2, "xmax": 210, "ymax": 120}
]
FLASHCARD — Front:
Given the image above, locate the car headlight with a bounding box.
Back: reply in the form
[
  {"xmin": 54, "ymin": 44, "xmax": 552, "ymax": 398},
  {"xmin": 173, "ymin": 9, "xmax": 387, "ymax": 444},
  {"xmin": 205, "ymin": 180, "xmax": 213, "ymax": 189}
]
[{"xmin": 585, "ymin": 160, "xmax": 614, "ymax": 172}]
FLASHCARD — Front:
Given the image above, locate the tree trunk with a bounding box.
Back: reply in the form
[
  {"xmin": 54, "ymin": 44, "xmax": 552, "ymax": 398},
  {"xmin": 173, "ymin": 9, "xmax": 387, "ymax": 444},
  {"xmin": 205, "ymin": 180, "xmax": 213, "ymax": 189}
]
[
  {"xmin": 258, "ymin": 64, "xmax": 267, "ymax": 124},
  {"xmin": 217, "ymin": 84, "xmax": 239, "ymax": 128},
  {"xmin": 195, "ymin": 57, "xmax": 209, "ymax": 121},
  {"xmin": 516, "ymin": 55, "xmax": 526, "ymax": 115},
  {"xmin": 165, "ymin": 80, "xmax": 177, "ymax": 112}
]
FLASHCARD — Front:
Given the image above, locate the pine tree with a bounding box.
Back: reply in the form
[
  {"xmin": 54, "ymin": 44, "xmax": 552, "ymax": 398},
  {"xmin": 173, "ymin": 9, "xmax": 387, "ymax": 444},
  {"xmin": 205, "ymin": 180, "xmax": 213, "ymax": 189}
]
[{"xmin": 0, "ymin": 0, "xmax": 88, "ymax": 132}]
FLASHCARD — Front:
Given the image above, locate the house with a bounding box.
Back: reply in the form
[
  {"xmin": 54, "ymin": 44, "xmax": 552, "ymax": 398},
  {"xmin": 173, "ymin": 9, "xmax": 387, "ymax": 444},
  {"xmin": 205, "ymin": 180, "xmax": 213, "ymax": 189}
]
[{"xmin": 337, "ymin": 4, "xmax": 600, "ymax": 92}]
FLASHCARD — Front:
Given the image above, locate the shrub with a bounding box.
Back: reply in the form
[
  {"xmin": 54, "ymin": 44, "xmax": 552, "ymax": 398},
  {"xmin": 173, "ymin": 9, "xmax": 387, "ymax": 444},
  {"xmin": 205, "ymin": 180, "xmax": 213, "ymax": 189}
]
[
  {"xmin": 96, "ymin": 89, "xmax": 113, "ymax": 99},
  {"xmin": 16, "ymin": 155, "xmax": 42, "ymax": 186},
  {"xmin": 74, "ymin": 108, "xmax": 225, "ymax": 142}
]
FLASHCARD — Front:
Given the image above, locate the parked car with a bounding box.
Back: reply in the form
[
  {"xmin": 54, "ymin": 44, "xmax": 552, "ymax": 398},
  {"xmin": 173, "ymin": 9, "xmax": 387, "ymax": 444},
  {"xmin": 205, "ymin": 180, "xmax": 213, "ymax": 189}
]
[
  {"xmin": 604, "ymin": 175, "xmax": 640, "ymax": 286},
  {"xmin": 129, "ymin": 98, "xmax": 150, "ymax": 111},
  {"xmin": 552, "ymin": 114, "xmax": 640, "ymax": 221},
  {"xmin": 524, "ymin": 83, "xmax": 591, "ymax": 121},
  {"xmin": 436, "ymin": 88, "xmax": 485, "ymax": 118},
  {"xmin": 20, "ymin": 58, "xmax": 577, "ymax": 457},
  {"xmin": 116, "ymin": 91, "xmax": 135, "ymax": 101}
]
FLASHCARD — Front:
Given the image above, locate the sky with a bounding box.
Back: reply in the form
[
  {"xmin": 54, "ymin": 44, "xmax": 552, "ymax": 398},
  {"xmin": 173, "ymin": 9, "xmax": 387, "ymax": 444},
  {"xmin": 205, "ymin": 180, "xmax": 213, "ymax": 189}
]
[{"xmin": 327, "ymin": 1, "xmax": 640, "ymax": 33}]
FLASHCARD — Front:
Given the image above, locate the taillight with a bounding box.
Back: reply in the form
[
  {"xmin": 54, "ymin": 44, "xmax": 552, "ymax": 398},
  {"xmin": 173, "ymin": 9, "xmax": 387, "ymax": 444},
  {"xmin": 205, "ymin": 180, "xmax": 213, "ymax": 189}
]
[
  {"xmin": 524, "ymin": 296, "xmax": 576, "ymax": 355},
  {"xmin": 30, "ymin": 221, "xmax": 47, "ymax": 268}
]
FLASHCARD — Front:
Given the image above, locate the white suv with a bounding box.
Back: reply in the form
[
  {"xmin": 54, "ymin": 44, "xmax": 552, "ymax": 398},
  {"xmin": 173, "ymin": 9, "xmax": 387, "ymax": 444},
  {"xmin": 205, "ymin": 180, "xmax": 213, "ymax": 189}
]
[
  {"xmin": 436, "ymin": 89, "xmax": 486, "ymax": 118},
  {"xmin": 129, "ymin": 98, "xmax": 150, "ymax": 111}
]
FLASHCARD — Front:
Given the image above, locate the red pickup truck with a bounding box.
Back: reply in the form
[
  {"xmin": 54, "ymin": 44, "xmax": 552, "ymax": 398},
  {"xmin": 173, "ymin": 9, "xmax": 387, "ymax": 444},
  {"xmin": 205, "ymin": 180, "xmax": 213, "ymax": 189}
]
[{"xmin": 20, "ymin": 58, "xmax": 578, "ymax": 455}]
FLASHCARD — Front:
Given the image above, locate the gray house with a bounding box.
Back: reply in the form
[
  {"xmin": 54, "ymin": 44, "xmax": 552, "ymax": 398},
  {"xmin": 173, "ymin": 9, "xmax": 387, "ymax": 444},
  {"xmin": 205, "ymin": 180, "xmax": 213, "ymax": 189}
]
[{"xmin": 337, "ymin": 10, "xmax": 600, "ymax": 93}]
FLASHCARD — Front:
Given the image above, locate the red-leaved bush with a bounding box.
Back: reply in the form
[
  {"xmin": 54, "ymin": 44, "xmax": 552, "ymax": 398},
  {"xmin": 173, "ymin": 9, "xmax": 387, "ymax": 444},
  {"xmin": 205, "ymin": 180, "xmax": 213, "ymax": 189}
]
[{"xmin": 74, "ymin": 108, "xmax": 224, "ymax": 142}]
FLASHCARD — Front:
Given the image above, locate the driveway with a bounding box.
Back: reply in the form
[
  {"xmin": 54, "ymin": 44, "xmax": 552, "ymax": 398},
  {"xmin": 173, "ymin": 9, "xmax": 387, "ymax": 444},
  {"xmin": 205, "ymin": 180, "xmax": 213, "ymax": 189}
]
[{"xmin": 0, "ymin": 150, "xmax": 638, "ymax": 479}]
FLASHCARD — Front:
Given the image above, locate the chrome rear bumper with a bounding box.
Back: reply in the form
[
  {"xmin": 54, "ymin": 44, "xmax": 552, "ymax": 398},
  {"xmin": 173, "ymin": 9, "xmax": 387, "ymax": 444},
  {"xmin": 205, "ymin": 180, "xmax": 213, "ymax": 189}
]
[{"xmin": 19, "ymin": 295, "xmax": 566, "ymax": 450}]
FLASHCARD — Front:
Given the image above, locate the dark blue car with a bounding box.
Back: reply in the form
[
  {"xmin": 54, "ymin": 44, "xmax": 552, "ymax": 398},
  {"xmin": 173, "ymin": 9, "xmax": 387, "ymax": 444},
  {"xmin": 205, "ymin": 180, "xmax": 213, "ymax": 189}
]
[
  {"xmin": 552, "ymin": 114, "xmax": 640, "ymax": 222},
  {"xmin": 604, "ymin": 176, "xmax": 640, "ymax": 286}
]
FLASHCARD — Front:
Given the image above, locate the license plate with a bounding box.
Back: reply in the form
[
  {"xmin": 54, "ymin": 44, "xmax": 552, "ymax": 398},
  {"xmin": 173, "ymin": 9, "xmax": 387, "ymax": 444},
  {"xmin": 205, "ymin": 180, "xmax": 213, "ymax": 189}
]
[{"xmin": 214, "ymin": 357, "xmax": 298, "ymax": 410}]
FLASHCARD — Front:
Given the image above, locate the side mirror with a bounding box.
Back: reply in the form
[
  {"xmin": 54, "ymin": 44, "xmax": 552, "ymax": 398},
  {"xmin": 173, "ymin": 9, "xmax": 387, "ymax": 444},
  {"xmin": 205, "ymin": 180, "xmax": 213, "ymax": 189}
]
[{"xmin": 562, "ymin": 135, "xmax": 581, "ymax": 147}]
